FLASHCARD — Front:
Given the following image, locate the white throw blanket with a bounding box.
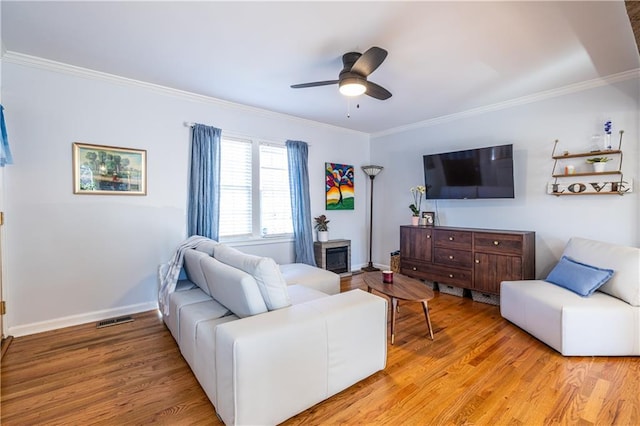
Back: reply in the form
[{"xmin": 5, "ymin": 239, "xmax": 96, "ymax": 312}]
[{"xmin": 158, "ymin": 235, "xmax": 214, "ymax": 316}]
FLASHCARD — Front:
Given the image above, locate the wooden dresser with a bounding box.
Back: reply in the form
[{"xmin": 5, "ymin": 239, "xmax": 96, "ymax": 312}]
[{"xmin": 399, "ymin": 225, "xmax": 535, "ymax": 295}]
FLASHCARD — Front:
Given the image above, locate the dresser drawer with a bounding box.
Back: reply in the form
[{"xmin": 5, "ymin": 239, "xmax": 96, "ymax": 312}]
[
  {"xmin": 428, "ymin": 264, "xmax": 472, "ymax": 288},
  {"xmin": 433, "ymin": 229, "xmax": 472, "ymax": 250},
  {"xmin": 433, "ymin": 247, "xmax": 473, "ymax": 268},
  {"xmin": 474, "ymin": 232, "xmax": 524, "ymax": 255},
  {"xmin": 400, "ymin": 260, "xmax": 433, "ymax": 281}
]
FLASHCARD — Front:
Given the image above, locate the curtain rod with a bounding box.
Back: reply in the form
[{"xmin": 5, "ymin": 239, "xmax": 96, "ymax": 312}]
[{"xmin": 183, "ymin": 122, "xmax": 311, "ymax": 146}]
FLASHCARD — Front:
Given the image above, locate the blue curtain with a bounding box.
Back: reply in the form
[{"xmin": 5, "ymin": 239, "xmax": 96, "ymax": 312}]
[
  {"xmin": 0, "ymin": 105, "xmax": 14, "ymax": 167},
  {"xmin": 286, "ymin": 140, "xmax": 316, "ymax": 266},
  {"xmin": 188, "ymin": 123, "xmax": 221, "ymax": 240}
]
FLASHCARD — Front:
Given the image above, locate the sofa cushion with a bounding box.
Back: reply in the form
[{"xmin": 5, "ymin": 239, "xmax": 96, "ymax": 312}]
[
  {"xmin": 279, "ymin": 263, "xmax": 340, "ymax": 295},
  {"xmin": 166, "ymin": 288, "xmax": 212, "ymax": 344},
  {"xmin": 201, "ymin": 256, "xmax": 268, "ymax": 318},
  {"xmin": 563, "ymin": 237, "xmax": 640, "ymax": 306},
  {"xmin": 183, "ymin": 249, "xmax": 212, "ymax": 296},
  {"xmin": 213, "ymin": 244, "xmax": 291, "ymax": 310},
  {"xmin": 287, "ymin": 284, "xmax": 329, "ymax": 305},
  {"xmin": 546, "ymin": 256, "xmax": 614, "ymax": 297},
  {"xmin": 179, "ymin": 299, "xmax": 231, "ymax": 368}
]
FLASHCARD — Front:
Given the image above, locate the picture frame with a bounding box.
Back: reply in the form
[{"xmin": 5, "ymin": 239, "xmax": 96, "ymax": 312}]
[
  {"xmin": 73, "ymin": 142, "xmax": 147, "ymax": 195},
  {"xmin": 325, "ymin": 162, "xmax": 354, "ymax": 210},
  {"xmin": 421, "ymin": 211, "xmax": 435, "ymax": 226}
]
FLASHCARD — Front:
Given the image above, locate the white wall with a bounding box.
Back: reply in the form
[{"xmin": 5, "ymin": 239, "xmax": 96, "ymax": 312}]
[
  {"xmin": 370, "ymin": 76, "xmax": 639, "ymax": 277},
  {"xmin": 3, "ymin": 53, "xmax": 638, "ymax": 336},
  {"xmin": 1, "ymin": 57, "xmax": 369, "ymax": 335}
]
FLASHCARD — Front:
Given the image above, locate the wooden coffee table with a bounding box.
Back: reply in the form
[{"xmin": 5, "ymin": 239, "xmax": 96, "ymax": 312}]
[{"xmin": 363, "ymin": 271, "xmax": 434, "ymax": 344}]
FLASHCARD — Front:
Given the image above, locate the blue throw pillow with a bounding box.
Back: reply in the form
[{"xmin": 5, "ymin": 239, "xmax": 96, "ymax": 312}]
[{"xmin": 546, "ymin": 256, "xmax": 614, "ymax": 297}]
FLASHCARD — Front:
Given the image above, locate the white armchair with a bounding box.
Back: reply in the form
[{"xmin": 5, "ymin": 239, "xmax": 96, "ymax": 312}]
[{"xmin": 501, "ymin": 237, "xmax": 639, "ymax": 356}]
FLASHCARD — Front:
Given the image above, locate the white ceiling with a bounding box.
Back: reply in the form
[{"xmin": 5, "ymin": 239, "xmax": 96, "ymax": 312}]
[{"xmin": 2, "ymin": 1, "xmax": 639, "ymax": 134}]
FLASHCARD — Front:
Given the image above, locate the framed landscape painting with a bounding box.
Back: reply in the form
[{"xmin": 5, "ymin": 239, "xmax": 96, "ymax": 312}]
[
  {"xmin": 326, "ymin": 162, "xmax": 354, "ymax": 210},
  {"xmin": 73, "ymin": 142, "xmax": 147, "ymax": 195}
]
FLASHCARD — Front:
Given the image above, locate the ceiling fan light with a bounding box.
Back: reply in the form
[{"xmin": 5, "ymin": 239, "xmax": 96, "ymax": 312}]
[{"xmin": 339, "ymin": 78, "xmax": 366, "ymax": 96}]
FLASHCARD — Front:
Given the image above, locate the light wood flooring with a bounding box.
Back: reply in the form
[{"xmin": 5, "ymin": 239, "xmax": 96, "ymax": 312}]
[{"xmin": 2, "ymin": 274, "xmax": 638, "ymax": 425}]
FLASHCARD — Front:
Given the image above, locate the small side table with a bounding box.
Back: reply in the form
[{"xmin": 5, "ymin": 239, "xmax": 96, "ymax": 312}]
[{"xmin": 363, "ymin": 271, "xmax": 435, "ymax": 344}]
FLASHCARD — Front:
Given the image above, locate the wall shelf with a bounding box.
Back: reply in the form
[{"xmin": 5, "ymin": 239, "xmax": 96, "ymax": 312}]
[
  {"xmin": 552, "ymin": 149, "xmax": 621, "ymax": 160},
  {"xmin": 551, "ymin": 171, "xmax": 621, "ymax": 178},
  {"xmin": 548, "ymin": 131, "xmax": 631, "ymax": 196}
]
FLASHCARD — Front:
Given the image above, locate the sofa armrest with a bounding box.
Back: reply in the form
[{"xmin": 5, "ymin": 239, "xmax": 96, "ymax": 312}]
[{"xmin": 214, "ymin": 289, "xmax": 387, "ymax": 426}]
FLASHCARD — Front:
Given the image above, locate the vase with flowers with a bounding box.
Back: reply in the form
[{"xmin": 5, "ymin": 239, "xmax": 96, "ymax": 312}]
[{"xmin": 409, "ymin": 185, "xmax": 426, "ymax": 225}]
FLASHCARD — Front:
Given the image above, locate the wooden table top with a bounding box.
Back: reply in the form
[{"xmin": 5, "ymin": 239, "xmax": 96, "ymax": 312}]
[{"xmin": 362, "ymin": 271, "xmax": 434, "ymax": 302}]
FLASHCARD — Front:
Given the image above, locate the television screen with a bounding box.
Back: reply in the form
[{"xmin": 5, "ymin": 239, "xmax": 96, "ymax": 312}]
[{"xmin": 423, "ymin": 144, "xmax": 514, "ymax": 199}]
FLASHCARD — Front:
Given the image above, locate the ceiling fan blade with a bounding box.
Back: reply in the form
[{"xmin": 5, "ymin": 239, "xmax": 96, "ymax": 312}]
[
  {"xmin": 291, "ymin": 80, "xmax": 339, "ymax": 89},
  {"xmin": 365, "ymin": 81, "xmax": 392, "ymax": 100},
  {"xmin": 351, "ymin": 47, "xmax": 388, "ymax": 77}
]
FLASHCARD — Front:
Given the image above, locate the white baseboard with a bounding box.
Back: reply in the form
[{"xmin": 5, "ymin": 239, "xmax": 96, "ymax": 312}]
[
  {"xmin": 8, "ymin": 301, "xmax": 159, "ymax": 337},
  {"xmin": 351, "ymin": 263, "xmax": 390, "ymax": 273}
]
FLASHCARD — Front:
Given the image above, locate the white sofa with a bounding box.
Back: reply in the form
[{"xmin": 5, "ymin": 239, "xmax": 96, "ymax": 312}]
[
  {"xmin": 501, "ymin": 237, "xmax": 640, "ymax": 356},
  {"xmin": 161, "ymin": 241, "xmax": 387, "ymax": 425}
]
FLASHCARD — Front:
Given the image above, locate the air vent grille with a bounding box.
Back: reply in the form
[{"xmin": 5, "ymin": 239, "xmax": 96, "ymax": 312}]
[{"xmin": 96, "ymin": 316, "xmax": 134, "ymax": 329}]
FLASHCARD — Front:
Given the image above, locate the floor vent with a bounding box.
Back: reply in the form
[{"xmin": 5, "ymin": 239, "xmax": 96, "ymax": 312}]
[{"xmin": 96, "ymin": 316, "xmax": 134, "ymax": 329}]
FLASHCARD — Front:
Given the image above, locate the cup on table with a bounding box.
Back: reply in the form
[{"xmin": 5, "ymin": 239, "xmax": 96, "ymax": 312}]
[{"xmin": 383, "ymin": 270, "xmax": 394, "ymax": 283}]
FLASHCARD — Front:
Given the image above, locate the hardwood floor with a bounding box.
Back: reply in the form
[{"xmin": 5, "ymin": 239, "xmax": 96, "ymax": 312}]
[{"xmin": 2, "ymin": 274, "xmax": 638, "ymax": 425}]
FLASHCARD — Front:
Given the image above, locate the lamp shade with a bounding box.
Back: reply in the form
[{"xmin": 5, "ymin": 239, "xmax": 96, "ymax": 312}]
[{"xmin": 361, "ymin": 165, "xmax": 384, "ymax": 177}]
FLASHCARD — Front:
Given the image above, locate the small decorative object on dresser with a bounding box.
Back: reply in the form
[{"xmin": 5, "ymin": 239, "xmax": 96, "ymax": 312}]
[
  {"xmin": 421, "ymin": 211, "xmax": 435, "ymax": 226},
  {"xmin": 409, "ymin": 185, "xmax": 426, "ymax": 224},
  {"xmin": 314, "ymin": 214, "xmax": 330, "ymax": 242}
]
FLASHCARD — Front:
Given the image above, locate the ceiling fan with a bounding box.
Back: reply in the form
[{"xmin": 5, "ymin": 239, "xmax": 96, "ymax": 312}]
[{"xmin": 291, "ymin": 46, "xmax": 392, "ymax": 100}]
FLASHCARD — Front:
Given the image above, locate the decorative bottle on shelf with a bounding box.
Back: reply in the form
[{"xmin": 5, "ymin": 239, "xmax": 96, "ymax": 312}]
[{"xmin": 603, "ymin": 120, "xmax": 612, "ymax": 150}]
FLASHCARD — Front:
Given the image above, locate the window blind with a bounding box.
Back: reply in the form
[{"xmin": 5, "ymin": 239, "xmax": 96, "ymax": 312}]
[
  {"xmin": 219, "ymin": 138, "xmax": 252, "ymax": 237},
  {"xmin": 260, "ymin": 143, "xmax": 293, "ymax": 236}
]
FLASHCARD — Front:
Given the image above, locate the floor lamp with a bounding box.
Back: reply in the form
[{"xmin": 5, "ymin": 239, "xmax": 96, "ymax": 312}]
[{"xmin": 361, "ymin": 165, "xmax": 383, "ymax": 272}]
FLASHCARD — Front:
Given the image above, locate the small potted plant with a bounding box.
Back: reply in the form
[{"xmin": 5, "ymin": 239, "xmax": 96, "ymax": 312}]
[
  {"xmin": 409, "ymin": 185, "xmax": 426, "ymax": 225},
  {"xmin": 314, "ymin": 214, "xmax": 330, "ymax": 242},
  {"xmin": 586, "ymin": 156, "xmax": 611, "ymax": 173}
]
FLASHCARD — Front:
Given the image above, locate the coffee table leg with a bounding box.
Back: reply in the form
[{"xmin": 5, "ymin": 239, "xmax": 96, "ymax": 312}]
[
  {"xmin": 391, "ymin": 297, "xmax": 398, "ymax": 345},
  {"xmin": 421, "ymin": 301, "xmax": 434, "ymax": 340}
]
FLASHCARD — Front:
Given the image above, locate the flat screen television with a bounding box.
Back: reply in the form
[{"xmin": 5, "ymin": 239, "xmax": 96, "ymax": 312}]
[{"xmin": 423, "ymin": 144, "xmax": 514, "ymax": 199}]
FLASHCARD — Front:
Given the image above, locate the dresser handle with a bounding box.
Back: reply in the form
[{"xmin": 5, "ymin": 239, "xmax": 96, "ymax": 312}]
[
  {"xmin": 448, "ymin": 274, "xmax": 454, "ymax": 278},
  {"xmin": 449, "ymin": 255, "xmax": 454, "ymax": 259},
  {"xmin": 475, "ymin": 259, "xmax": 480, "ymax": 263},
  {"xmin": 427, "ymin": 235, "xmax": 431, "ymax": 239},
  {"xmin": 493, "ymin": 241, "xmax": 500, "ymax": 246},
  {"xmin": 412, "ymin": 267, "xmax": 417, "ymax": 271},
  {"xmin": 449, "ymin": 236, "xmax": 454, "ymax": 241}
]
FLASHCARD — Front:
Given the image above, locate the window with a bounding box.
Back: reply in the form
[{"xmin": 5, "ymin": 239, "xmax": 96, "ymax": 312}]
[
  {"xmin": 259, "ymin": 144, "xmax": 293, "ymax": 236},
  {"xmin": 219, "ymin": 138, "xmax": 252, "ymax": 237},
  {"xmin": 219, "ymin": 137, "xmax": 292, "ymax": 239}
]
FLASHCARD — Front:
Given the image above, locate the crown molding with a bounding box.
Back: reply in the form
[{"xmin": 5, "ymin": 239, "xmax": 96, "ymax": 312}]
[
  {"xmin": 1, "ymin": 51, "xmax": 368, "ymax": 137},
  {"xmin": 373, "ymin": 68, "xmax": 640, "ymax": 138}
]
